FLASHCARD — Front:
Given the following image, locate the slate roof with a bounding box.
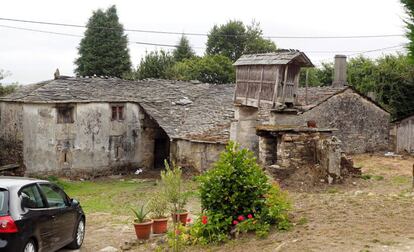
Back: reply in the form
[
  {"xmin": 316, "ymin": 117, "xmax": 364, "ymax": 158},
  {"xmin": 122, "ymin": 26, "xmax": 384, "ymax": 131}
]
[
  {"xmin": 233, "ymin": 50, "xmax": 314, "ymax": 67},
  {"xmin": 0, "ymin": 77, "xmax": 235, "ymax": 144},
  {"xmin": 296, "ymin": 86, "xmax": 348, "ymax": 108}
]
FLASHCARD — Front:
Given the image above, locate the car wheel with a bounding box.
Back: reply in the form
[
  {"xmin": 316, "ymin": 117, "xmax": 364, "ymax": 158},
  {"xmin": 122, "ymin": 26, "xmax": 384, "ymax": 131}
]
[
  {"xmin": 67, "ymin": 218, "xmax": 85, "ymax": 249},
  {"xmin": 23, "ymin": 240, "xmax": 37, "ymax": 252}
]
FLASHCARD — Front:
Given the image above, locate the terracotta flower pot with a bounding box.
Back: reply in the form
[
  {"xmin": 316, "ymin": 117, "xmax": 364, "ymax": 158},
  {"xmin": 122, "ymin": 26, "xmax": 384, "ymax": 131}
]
[
  {"xmin": 171, "ymin": 211, "xmax": 189, "ymax": 226},
  {"xmin": 152, "ymin": 218, "xmax": 168, "ymax": 234},
  {"xmin": 133, "ymin": 219, "xmax": 153, "ymax": 240}
]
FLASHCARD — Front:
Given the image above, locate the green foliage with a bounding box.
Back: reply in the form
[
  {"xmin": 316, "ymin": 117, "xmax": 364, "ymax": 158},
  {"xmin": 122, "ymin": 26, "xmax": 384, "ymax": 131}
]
[
  {"xmin": 236, "ymin": 217, "xmax": 270, "ymax": 238},
  {"xmin": 0, "ymin": 70, "xmax": 17, "ymax": 97},
  {"xmin": 401, "ymin": 0, "xmax": 414, "ymax": 63},
  {"xmin": 347, "ymin": 56, "xmax": 377, "ymax": 93},
  {"xmin": 198, "ymin": 142, "xmax": 270, "ymax": 219},
  {"xmin": 75, "ymin": 5, "xmax": 131, "ymax": 77},
  {"xmin": 135, "ymin": 50, "xmax": 175, "ymax": 80},
  {"xmin": 132, "ymin": 204, "xmax": 150, "ymax": 223},
  {"xmin": 190, "ymin": 211, "xmax": 232, "ymax": 244},
  {"xmin": 173, "ymin": 35, "xmax": 195, "ymax": 62},
  {"xmin": 170, "ymin": 55, "xmax": 235, "ymax": 84},
  {"xmin": 299, "ymin": 63, "xmax": 333, "ymax": 87},
  {"xmin": 167, "ymin": 224, "xmax": 187, "ymax": 252},
  {"xmin": 260, "ymin": 184, "xmax": 292, "ymax": 231},
  {"xmin": 147, "ymin": 192, "xmax": 168, "ymax": 218},
  {"xmin": 161, "ymin": 161, "xmax": 188, "ymax": 214},
  {"xmin": 206, "ymin": 20, "xmax": 277, "ymax": 61},
  {"xmin": 193, "ymin": 142, "xmax": 291, "ymax": 244}
]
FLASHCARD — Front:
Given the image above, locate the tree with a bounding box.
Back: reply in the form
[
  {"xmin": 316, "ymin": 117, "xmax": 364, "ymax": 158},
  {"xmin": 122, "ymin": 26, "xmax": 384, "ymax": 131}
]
[
  {"xmin": 75, "ymin": 5, "xmax": 131, "ymax": 77},
  {"xmin": 299, "ymin": 62, "xmax": 333, "ymax": 87},
  {"xmin": 135, "ymin": 50, "xmax": 175, "ymax": 80},
  {"xmin": 401, "ymin": 0, "xmax": 414, "ymax": 63},
  {"xmin": 206, "ymin": 20, "xmax": 277, "ymax": 61},
  {"xmin": 170, "ymin": 55, "xmax": 235, "ymax": 84},
  {"xmin": 0, "ymin": 70, "xmax": 17, "ymax": 97},
  {"xmin": 173, "ymin": 35, "xmax": 195, "ymax": 62},
  {"xmin": 347, "ymin": 56, "xmax": 377, "ymax": 93}
]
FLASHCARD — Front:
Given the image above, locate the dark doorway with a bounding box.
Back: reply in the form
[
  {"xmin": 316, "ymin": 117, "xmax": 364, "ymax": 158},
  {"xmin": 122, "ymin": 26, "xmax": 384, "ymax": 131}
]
[{"xmin": 154, "ymin": 137, "xmax": 170, "ymax": 169}]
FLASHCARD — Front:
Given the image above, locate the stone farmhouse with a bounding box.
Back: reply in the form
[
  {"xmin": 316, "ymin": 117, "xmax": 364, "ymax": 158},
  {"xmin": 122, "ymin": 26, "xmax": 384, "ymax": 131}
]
[
  {"xmin": 0, "ymin": 78, "xmax": 234, "ymax": 176},
  {"xmin": 0, "ymin": 50, "xmax": 391, "ymax": 180}
]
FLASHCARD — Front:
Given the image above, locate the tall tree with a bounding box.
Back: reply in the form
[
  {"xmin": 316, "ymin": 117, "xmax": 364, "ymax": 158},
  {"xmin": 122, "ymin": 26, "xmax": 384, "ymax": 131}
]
[
  {"xmin": 135, "ymin": 50, "xmax": 175, "ymax": 80},
  {"xmin": 173, "ymin": 35, "xmax": 195, "ymax": 62},
  {"xmin": 75, "ymin": 5, "xmax": 131, "ymax": 77},
  {"xmin": 206, "ymin": 20, "xmax": 277, "ymax": 61},
  {"xmin": 401, "ymin": 0, "xmax": 414, "ymax": 63}
]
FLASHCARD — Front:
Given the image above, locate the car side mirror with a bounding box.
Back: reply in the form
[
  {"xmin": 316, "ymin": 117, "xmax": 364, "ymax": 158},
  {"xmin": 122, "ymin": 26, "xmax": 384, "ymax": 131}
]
[{"xmin": 70, "ymin": 198, "xmax": 80, "ymax": 207}]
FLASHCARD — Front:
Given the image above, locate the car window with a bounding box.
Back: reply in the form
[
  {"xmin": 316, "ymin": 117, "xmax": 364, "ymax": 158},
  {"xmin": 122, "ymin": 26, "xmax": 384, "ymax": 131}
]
[
  {"xmin": 39, "ymin": 184, "xmax": 68, "ymax": 208},
  {"xmin": 20, "ymin": 184, "xmax": 45, "ymax": 209},
  {"xmin": 0, "ymin": 189, "xmax": 8, "ymax": 216}
]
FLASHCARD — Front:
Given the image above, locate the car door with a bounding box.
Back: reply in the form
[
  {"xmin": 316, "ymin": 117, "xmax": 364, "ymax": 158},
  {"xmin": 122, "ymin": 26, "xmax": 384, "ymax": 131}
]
[
  {"xmin": 19, "ymin": 184, "xmax": 56, "ymax": 251},
  {"xmin": 38, "ymin": 183, "xmax": 77, "ymax": 249}
]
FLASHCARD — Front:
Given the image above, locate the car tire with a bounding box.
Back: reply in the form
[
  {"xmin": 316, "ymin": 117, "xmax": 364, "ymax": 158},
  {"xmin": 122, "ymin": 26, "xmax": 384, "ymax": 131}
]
[
  {"xmin": 66, "ymin": 218, "xmax": 85, "ymax": 249},
  {"xmin": 23, "ymin": 239, "xmax": 37, "ymax": 252}
]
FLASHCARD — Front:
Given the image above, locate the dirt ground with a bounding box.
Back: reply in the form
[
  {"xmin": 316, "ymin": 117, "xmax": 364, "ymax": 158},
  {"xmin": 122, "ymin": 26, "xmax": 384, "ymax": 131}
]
[{"xmin": 61, "ymin": 154, "xmax": 414, "ymax": 252}]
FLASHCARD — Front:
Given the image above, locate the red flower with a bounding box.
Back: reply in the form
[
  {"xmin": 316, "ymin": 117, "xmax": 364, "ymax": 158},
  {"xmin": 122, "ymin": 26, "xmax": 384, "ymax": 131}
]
[
  {"xmin": 233, "ymin": 220, "xmax": 239, "ymax": 225},
  {"xmin": 237, "ymin": 215, "xmax": 245, "ymax": 221},
  {"xmin": 201, "ymin": 215, "xmax": 208, "ymax": 225},
  {"xmin": 187, "ymin": 218, "xmax": 192, "ymax": 223},
  {"xmin": 247, "ymin": 214, "xmax": 253, "ymax": 219},
  {"xmin": 175, "ymin": 229, "xmax": 181, "ymax": 235}
]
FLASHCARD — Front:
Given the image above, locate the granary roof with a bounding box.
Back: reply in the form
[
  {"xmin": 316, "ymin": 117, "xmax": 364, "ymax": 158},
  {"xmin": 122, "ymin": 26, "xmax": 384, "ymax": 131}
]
[
  {"xmin": 233, "ymin": 50, "xmax": 314, "ymax": 67},
  {"xmin": 0, "ymin": 77, "xmax": 235, "ymax": 144}
]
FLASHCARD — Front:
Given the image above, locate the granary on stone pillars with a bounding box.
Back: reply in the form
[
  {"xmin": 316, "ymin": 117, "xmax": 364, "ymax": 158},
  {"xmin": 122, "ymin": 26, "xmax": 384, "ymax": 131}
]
[{"xmin": 230, "ymin": 50, "xmax": 314, "ymax": 154}]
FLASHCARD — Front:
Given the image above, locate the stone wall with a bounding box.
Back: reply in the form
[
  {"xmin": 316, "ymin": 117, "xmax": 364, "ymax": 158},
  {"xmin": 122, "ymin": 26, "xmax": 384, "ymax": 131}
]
[
  {"xmin": 171, "ymin": 139, "xmax": 225, "ymax": 172},
  {"xmin": 0, "ymin": 102, "xmax": 25, "ymax": 174},
  {"xmin": 273, "ymin": 89, "xmax": 390, "ymax": 154},
  {"xmin": 259, "ymin": 131, "xmax": 356, "ymax": 184},
  {"xmin": 17, "ymin": 102, "xmax": 159, "ymax": 176},
  {"xmin": 230, "ymin": 106, "xmax": 259, "ymax": 155}
]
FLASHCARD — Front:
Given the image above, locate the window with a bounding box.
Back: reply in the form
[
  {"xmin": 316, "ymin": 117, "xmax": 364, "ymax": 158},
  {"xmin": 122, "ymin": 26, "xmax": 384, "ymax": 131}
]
[
  {"xmin": 20, "ymin": 185, "xmax": 45, "ymax": 209},
  {"xmin": 0, "ymin": 189, "xmax": 8, "ymax": 216},
  {"xmin": 39, "ymin": 184, "xmax": 68, "ymax": 208},
  {"xmin": 111, "ymin": 104, "xmax": 125, "ymax": 121},
  {"xmin": 57, "ymin": 105, "xmax": 74, "ymax": 124}
]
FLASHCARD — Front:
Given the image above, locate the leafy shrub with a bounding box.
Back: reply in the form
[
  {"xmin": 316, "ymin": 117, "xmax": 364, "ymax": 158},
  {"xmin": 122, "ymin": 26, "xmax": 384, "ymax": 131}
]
[
  {"xmin": 160, "ymin": 161, "xmax": 188, "ymax": 214},
  {"xmin": 198, "ymin": 142, "xmax": 270, "ymax": 220},
  {"xmin": 147, "ymin": 191, "xmax": 168, "ymax": 218},
  {"xmin": 193, "ymin": 141, "xmax": 291, "ymax": 243},
  {"xmin": 190, "ymin": 210, "xmax": 232, "ymax": 244}
]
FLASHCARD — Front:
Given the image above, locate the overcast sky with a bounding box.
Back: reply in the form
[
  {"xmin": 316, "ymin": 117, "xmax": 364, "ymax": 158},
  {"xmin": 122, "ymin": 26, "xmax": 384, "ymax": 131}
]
[{"xmin": 0, "ymin": 0, "xmax": 409, "ymax": 84}]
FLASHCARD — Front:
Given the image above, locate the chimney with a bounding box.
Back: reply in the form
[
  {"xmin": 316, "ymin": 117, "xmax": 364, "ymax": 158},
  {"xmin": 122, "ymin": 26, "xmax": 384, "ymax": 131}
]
[
  {"xmin": 54, "ymin": 68, "xmax": 60, "ymax": 80},
  {"xmin": 332, "ymin": 55, "xmax": 347, "ymax": 87}
]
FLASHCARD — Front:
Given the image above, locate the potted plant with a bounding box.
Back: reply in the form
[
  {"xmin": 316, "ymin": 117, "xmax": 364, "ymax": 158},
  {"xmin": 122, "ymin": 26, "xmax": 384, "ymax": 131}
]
[
  {"xmin": 148, "ymin": 192, "xmax": 169, "ymax": 234},
  {"xmin": 132, "ymin": 204, "xmax": 153, "ymax": 240},
  {"xmin": 161, "ymin": 161, "xmax": 189, "ymax": 226}
]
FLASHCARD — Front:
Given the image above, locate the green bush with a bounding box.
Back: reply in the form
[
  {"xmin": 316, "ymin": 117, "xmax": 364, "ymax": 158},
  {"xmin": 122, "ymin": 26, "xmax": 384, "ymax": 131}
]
[
  {"xmin": 193, "ymin": 141, "xmax": 291, "ymax": 243},
  {"xmin": 198, "ymin": 142, "xmax": 270, "ymax": 220}
]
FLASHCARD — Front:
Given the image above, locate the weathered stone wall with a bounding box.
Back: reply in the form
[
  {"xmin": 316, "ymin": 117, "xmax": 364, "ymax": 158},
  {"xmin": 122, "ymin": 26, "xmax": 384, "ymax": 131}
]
[
  {"xmin": 259, "ymin": 131, "xmax": 356, "ymax": 184},
  {"xmin": 273, "ymin": 89, "xmax": 390, "ymax": 153},
  {"xmin": 230, "ymin": 106, "xmax": 259, "ymax": 155},
  {"xmin": 0, "ymin": 102, "xmax": 24, "ymax": 170},
  {"xmin": 171, "ymin": 139, "xmax": 225, "ymax": 172},
  {"xmin": 396, "ymin": 115, "xmax": 414, "ymax": 153},
  {"xmin": 20, "ymin": 102, "xmax": 156, "ymax": 176}
]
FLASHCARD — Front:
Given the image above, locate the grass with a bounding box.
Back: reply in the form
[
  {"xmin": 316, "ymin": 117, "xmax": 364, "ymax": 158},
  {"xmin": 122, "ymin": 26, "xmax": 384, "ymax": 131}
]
[{"xmin": 55, "ymin": 178, "xmax": 199, "ymax": 216}]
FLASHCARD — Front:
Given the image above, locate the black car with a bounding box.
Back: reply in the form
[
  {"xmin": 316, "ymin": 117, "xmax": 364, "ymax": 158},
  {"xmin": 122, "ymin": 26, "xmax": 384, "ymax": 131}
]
[{"xmin": 0, "ymin": 177, "xmax": 85, "ymax": 252}]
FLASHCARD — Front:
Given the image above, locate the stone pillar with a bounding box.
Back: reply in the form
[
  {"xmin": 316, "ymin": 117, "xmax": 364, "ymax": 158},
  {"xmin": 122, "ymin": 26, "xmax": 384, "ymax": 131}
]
[
  {"xmin": 230, "ymin": 106, "xmax": 259, "ymax": 154},
  {"xmin": 332, "ymin": 55, "xmax": 347, "ymax": 87}
]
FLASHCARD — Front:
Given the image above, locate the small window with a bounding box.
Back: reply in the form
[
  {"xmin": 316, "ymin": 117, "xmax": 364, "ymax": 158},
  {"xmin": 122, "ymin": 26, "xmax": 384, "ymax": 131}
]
[
  {"xmin": 20, "ymin": 184, "xmax": 45, "ymax": 209},
  {"xmin": 39, "ymin": 184, "xmax": 68, "ymax": 208},
  {"xmin": 111, "ymin": 105, "xmax": 125, "ymax": 121},
  {"xmin": 57, "ymin": 105, "xmax": 74, "ymax": 124}
]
